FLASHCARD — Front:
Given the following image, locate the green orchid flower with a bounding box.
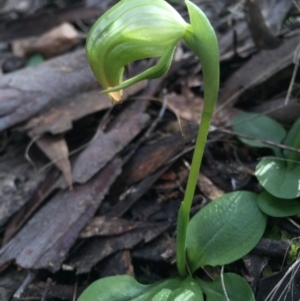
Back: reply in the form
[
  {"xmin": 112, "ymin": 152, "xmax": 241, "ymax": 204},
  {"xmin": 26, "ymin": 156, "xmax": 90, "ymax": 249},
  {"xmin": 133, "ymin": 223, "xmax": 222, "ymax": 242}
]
[
  {"xmin": 86, "ymin": 0, "xmax": 187, "ymax": 102},
  {"xmin": 86, "ymin": 0, "xmax": 219, "ymax": 277}
]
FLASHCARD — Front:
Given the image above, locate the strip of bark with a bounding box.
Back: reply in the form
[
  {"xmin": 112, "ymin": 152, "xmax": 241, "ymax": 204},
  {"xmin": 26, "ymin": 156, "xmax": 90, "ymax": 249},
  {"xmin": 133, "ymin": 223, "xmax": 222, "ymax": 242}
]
[{"xmin": 0, "ymin": 49, "xmax": 97, "ymax": 132}]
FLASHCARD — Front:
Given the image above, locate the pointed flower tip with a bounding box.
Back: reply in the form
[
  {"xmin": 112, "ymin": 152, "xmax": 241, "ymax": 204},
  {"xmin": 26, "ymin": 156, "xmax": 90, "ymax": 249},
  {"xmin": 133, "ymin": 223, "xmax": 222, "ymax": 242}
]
[
  {"xmin": 86, "ymin": 0, "xmax": 187, "ymax": 98},
  {"xmin": 100, "ymin": 88, "xmax": 123, "ymax": 104},
  {"xmin": 109, "ymin": 90, "xmax": 123, "ymax": 104}
]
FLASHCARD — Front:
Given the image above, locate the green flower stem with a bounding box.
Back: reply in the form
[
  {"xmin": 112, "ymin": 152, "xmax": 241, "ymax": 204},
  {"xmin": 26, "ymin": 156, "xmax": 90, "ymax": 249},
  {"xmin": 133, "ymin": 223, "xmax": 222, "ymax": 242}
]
[
  {"xmin": 176, "ymin": 1, "xmax": 219, "ymax": 276},
  {"xmin": 85, "ymin": 0, "xmax": 219, "ymax": 278}
]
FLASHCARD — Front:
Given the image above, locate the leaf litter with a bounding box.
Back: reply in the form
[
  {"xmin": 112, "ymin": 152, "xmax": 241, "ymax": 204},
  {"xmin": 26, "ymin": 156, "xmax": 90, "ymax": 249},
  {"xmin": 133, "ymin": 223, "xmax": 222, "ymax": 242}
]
[{"xmin": 0, "ymin": 0, "xmax": 299, "ymax": 300}]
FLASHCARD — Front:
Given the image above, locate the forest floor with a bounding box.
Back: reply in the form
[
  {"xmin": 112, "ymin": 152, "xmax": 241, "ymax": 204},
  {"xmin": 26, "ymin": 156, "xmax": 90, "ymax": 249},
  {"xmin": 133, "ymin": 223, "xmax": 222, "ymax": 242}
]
[{"xmin": 0, "ymin": 0, "xmax": 299, "ymax": 300}]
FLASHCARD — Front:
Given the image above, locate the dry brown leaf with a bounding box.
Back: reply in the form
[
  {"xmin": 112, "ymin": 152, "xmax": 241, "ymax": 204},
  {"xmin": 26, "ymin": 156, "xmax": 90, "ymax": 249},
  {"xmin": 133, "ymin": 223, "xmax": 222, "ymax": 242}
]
[
  {"xmin": 12, "ymin": 38, "xmax": 36, "ymax": 57},
  {"xmin": 34, "ymin": 134, "xmax": 72, "ymax": 189},
  {"xmin": 97, "ymin": 250, "xmax": 134, "ymax": 278},
  {"xmin": 30, "ymin": 23, "xmax": 79, "ymax": 58},
  {"xmin": 167, "ymin": 93, "xmax": 203, "ymax": 123},
  {"xmin": 166, "ymin": 87, "xmax": 243, "ymax": 128},
  {"xmin": 13, "ymin": 23, "xmax": 79, "ymax": 58},
  {"xmin": 80, "ymin": 216, "xmax": 139, "ymax": 238},
  {"xmin": 197, "ymin": 173, "xmax": 224, "ymax": 200},
  {"xmin": 212, "ymin": 106, "xmax": 243, "ymax": 128}
]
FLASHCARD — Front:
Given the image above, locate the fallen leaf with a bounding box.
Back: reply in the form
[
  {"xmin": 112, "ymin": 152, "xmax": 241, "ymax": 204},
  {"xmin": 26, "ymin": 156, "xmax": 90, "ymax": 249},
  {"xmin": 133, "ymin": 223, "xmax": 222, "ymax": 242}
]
[
  {"xmin": 167, "ymin": 93, "xmax": 203, "ymax": 123},
  {"xmin": 80, "ymin": 216, "xmax": 139, "ymax": 238},
  {"xmin": 212, "ymin": 106, "xmax": 243, "ymax": 128},
  {"xmin": 197, "ymin": 174, "xmax": 224, "ymax": 200},
  {"xmin": 97, "ymin": 250, "xmax": 134, "ymax": 278},
  {"xmin": 24, "ymin": 23, "xmax": 79, "ymax": 58},
  {"xmin": 12, "ymin": 38, "xmax": 35, "ymax": 57},
  {"xmin": 34, "ymin": 134, "xmax": 72, "ymax": 189}
]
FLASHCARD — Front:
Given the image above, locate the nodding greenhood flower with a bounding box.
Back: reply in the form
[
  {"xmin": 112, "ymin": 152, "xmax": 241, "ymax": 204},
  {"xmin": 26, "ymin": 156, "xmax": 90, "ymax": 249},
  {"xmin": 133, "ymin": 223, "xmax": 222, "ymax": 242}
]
[
  {"xmin": 86, "ymin": 0, "xmax": 219, "ymax": 277},
  {"xmin": 86, "ymin": 0, "xmax": 219, "ymax": 104}
]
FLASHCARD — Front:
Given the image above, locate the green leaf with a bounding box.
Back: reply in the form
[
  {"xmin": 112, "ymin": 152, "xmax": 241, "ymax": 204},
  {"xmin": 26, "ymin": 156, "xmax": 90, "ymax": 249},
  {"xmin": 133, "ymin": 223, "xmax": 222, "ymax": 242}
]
[
  {"xmin": 197, "ymin": 273, "xmax": 255, "ymax": 301},
  {"xmin": 152, "ymin": 289, "xmax": 172, "ymax": 301},
  {"xmin": 283, "ymin": 118, "xmax": 300, "ymax": 168},
  {"xmin": 26, "ymin": 54, "xmax": 45, "ymax": 67},
  {"xmin": 258, "ymin": 190, "xmax": 300, "ymax": 217},
  {"xmin": 186, "ymin": 191, "xmax": 266, "ymax": 271},
  {"xmin": 256, "ymin": 157, "xmax": 300, "ymax": 199},
  {"xmin": 77, "ymin": 276, "xmax": 181, "ymax": 301},
  {"xmin": 233, "ymin": 113, "xmax": 286, "ymax": 157},
  {"xmin": 167, "ymin": 277, "xmax": 203, "ymax": 301}
]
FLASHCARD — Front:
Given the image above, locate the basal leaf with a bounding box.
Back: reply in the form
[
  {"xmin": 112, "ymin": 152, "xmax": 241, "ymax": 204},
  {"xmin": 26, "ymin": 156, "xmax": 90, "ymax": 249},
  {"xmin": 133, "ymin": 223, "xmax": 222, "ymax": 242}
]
[
  {"xmin": 152, "ymin": 289, "xmax": 172, "ymax": 301},
  {"xmin": 77, "ymin": 275, "xmax": 181, "ymax": 301},
  {"xmin": 233, "ymin": 113, "xmax": 286, "ymax": 156},
  {"xmin": 186, "ymin": 191, "xmax": 266, "ymax": 271},
  {"xmin": 197, "ymin": 273, "xmax": 255, "ymax": 301},
  {"xmin": 283, "ymin": 118, "xmax": 300, "ymax": 168},
  {"xmin": 258, "ymin": 190, "xmax": 300, "ymax": 217},
  {"xmin": 256, "ymin": 157, "xmax": 300, "ymax": 199},
  {"xmin": 167, "ymin": 277, "xmax": 203, "ymax": 301}
]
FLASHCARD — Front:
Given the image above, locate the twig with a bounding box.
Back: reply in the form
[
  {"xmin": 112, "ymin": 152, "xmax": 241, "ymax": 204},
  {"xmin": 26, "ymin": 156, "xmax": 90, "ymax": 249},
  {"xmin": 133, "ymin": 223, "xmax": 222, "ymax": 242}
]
[
  {"xmin": 287, "ymin": 218, "xmax": 300, "ymax": 230},
  {"xmin": 284, "ymin": 42, "xmax": 300, "ymax": 105},
  {"xmin": 72, "ymin": 279, "xmax": 78, "ymax": 301},
  {"xmin": 293, "ymin": 0, "xmax": 300, "ymax": 12},
  {"xmin": 265, "ymin": 253, "xmax": 300, "ymax": 301},
  {"xmin": 41, "ymin": 278, "xmax": 52, "ymax": 301},
  {"xmin": 215, "ymin": 127, "xmax": 300, "ymax": 155},
  {"xmin": 14, "ymin": 271, "xmax": 37, "ymax": 299},
  {"xmin": 220, "ymin": 266, "xmax": 230, "ymax": 301},
  {"xmin": 25, "ymin": 134, "xmax": 43, "ymax": 170}
]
